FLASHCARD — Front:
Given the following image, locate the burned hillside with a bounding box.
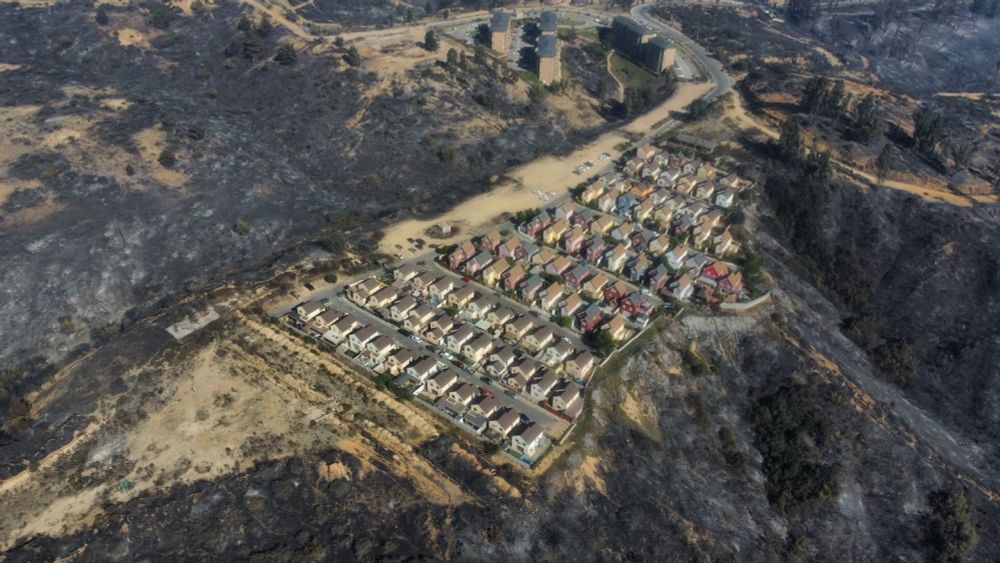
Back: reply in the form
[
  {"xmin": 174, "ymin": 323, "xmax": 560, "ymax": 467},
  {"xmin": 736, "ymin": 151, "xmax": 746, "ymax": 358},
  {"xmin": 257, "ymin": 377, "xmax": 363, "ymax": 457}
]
[{"xmin": 0, "ymin": 1, "xmax": 610, "ymax": 373}]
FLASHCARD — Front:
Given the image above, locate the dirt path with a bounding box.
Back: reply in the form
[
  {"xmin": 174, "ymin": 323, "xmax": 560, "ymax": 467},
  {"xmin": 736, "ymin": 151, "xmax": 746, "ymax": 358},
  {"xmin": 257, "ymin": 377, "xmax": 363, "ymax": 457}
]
[
  {"xmin": 379, "ymin": 81, "xmax": 714, "ymax": 254},
  {"xmin": 606, "ymin": 52, "xmax": 625, "ymax": 102}
]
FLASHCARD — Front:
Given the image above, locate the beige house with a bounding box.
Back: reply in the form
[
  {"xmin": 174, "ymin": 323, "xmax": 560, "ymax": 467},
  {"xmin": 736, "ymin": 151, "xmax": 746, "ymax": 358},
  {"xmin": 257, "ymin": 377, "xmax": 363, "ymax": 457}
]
[
  {"xmin": 347, "ymin": 277, "xmax": 382, "ymax": 305},
  {"xmin": 394, "ymin": 263, "xmax": 420, "ymax": 283},
  {"xmin": 446, "ymin": 324, "xmax": 476, "ymax": 354},
  {"xmin": 324, "ymin": 314, "xmax": 361, "ymax": 344},
  {"xmin": 564, "ymin": 350, "xmax": 597, "ymax": 381},
  {"xmin": 389, "ymin": 296, "xmax": 418, "ymax": 322},
  {"xmin": 528, "ymin": 370, "xmax": 560, "ymax": 402},
  {"xmin": 481, "ymin": 258, "xmax": 510, "ymax": 287},
  {"xmin": 487, "ymin": 408, "xmax": 521, "ymax": 438},
  {"xmin": 447, "ymin": 383, "xmax": 478, "ymax": 408},
  {"xmin": 404, "ymin": 304, "xmax": 436, "ymax": 332},
  {"xmin": 551, "ymin": 382, "xmax": 582, "ymax": 412},
  {"xmin": 429, "ymin": 277, "xmax": 457, "ymax": 302},
  {"xmin": 487, "ymin": 307, "xmax": 516, "ymax": 330},
  {"xmin": 606, "ymin": 314, "xmax": 629, "ymax": 341},
  {"xmin": 295, "ymin": 301, "xmax": 326, "ymax": 323},
  {"xmin": 408, "ymin": 357, "xmax": 440, "ymax": 384},
  {"xmin": 448, "ymin": 285, "xmax": 477, "ymax": 309},
  {"xmin": 365, "ymin": 335, "xmax": 397, "ymax": 361},
  {"xmin": 523, "ymin": 326, "xmax": 556, "ymax": 352},
  {"xmin": 504, "ymin": 316, "xmax": 535, "ymax": 341},
  {"xmin": 466, "ymin": 296, "xmax": 495, "ymax": 320},
  {"xmin": 348, "ymin": 325, "xmax": 378, "ymax": 353},
  {"xmin": 366, "ymin": 286, "xmax": 399, "ymax": 309},
  {"xmin": 385, "ymin": 348, "xmax": 417, "ymax": 375},
  {"xmin": 426, "ymin": 368, "xmax": 458, "ymax": 397},
  {"xmin": 462, "ymin": 334, "xmax": 494, "ymax": 365}
]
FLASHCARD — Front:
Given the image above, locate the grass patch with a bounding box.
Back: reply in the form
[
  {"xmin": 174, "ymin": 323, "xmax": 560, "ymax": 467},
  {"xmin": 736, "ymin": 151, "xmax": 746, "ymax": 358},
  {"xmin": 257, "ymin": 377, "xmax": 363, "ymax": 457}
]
[
  {"xmin": 516, "ymin": 69, "xmax": 545, "ymax": 89},
  {"xmin": 609, "ymin": 51, "xmax": 654, "ymax": 90}
]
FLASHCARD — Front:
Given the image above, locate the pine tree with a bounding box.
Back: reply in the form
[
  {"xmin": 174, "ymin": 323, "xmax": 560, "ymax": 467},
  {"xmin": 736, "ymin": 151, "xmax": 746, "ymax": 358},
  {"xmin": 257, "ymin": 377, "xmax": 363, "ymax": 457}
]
[
  {"xmin": 778, "ymin": 119, "xmax": 805, "ymax": 161},
  {"xmin": 424, "ymin": 29, "xmax": 439, "ymax": 52},
  {"xmin": 875, "ymin": 144, "xmax": 895, "ymax": 186},
  {"xmin": 851, "ymin": 94, "xmax": 885, "ymax": 143}
]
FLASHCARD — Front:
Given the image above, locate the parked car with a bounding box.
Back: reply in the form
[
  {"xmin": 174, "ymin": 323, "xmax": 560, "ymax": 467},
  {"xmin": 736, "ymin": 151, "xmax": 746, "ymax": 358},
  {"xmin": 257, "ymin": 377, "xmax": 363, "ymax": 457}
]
[
  {"xmin": 441, "ymin": 351, "xmax": 455, "ymax": 361},
  {"xmin": 304, "ymin": 283, "xmax": 315, "ymax": 291},
  {"xmin": 504, "ymin": 390, "xmax": 517, "ymax": 398},
  {"xmin": 480, "ymin": 376, "xmax": 493, "ymax": 385},
  {"xmin": 410, "ymin": 335, "xmax": 424, "ymax": 344},
  {"xmin": 479, "ymin": 387, "xmax": 495, "ymax": 398}
]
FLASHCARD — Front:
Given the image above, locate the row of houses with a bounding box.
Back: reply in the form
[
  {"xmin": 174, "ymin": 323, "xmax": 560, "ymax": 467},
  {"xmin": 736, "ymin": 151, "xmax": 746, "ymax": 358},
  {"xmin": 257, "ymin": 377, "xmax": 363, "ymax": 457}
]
[
  {"xmin": 292, "ymin": 298, "xmax": 551, "ymax": 458},
  {"xmin": 345, "ymin": 269, "xmax": 595, "ymax": 416},
  {"xmin": 443, "ymin": 231, "xmax": 644, "ymax": 337}
]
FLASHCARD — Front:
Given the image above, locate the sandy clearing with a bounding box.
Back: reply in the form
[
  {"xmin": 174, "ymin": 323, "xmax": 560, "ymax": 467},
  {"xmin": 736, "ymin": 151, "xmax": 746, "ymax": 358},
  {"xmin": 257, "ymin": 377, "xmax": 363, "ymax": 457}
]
[
  {"xmin": 566, "ymin": 454, "xmax": 607, "ymax": 495},
  {"xmin": 117, "ymin": 28, "xmax": 151, "ymax": 49},
  {"xmin": 133, "ymin": 125, "xmax": 189, "ymax": 188},
  {"xmin": 238, "ymin": 0, "xmax": 316, "ymax": 40},
  {"xmin": 379, "ymin": 81, "xmax": 714, "ymax": 254}
]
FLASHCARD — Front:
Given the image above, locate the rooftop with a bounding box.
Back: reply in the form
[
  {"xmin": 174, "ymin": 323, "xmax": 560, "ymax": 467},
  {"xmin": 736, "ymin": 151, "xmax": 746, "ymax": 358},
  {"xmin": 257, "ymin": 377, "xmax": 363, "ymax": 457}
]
[
  {"xmin": 539, "ymin": 11, "xmax": 558, "ymax": 33},
  {"xmin": 538, "ymin": 35, "xmax": 559, "ymax": 59},
  {"xmin": 491, "ymin": 12, "xmax": 512, "ymax": 30}
]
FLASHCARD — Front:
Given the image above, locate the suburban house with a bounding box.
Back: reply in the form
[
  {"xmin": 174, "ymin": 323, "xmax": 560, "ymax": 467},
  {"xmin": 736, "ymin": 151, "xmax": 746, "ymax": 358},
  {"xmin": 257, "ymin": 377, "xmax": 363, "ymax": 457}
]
[
  {"xmin": 425, "ymin": 367, "xmax": 458, "ymax": 397},
  {"xmin": 648, "ymin": 234, "xmax": 671, "ymax": 256},
  {"xmin": 467, "ymin": 396, "xmax": 501, "ymax": 426},
  {"xmin": 538, "ymin": 282, "xmax": 564, "ymax": 312},
  {"xmin": 604, "ymin": 244, "xmax": 629, "ymax": 272},
  {"xmin": 481, "ymin": 258, "xmax": 510, "ymax": 286},
  {"xmin": 543, "ymin": 219, "xmax": 569, "ymax": 245},
  {"xmin": 533, "ymin": 247, "xmax": 557, "ymax": 266},
  {"xmin": 348, "ymin": 325, "xmax": 379, "ymax": 353},
  {"xmin": 448, "ymin": 241, "xmax": 477, "ymax": 270},
  {"xmin": 684, "ymin": 253, "xmax": 710, "ymax": 276},
  {"xmin": 385, "ymin": 348, "xmax": 417, "ymax": 375},
  {"xmin": 582, "ymin": 272, "xmax": 611, "ymax": 299},
  {"xmin": 520, "ymin": 274, "xmax": 545, "ymax": 303},
  {"xmin": 694, "ymin": 181, "xmax": 715, "ymax": 201},
  {"xmin": 523, "ymin": 326, "xmax": 556, "ymax": 352},
  {"xmin": 589, "ymin": 214, "xmax": 615, "ymax": 236},
  {"xmin": 719, "ymin": 271, "xmax": 744, "ymax": 296},
  {"xmin": 487, "ymin": 408, "xmax": 521, "ymax": 438},
  {"xmin": 559, "ymin": 293, "xmax": 585, "ymax": 318},
  {"xmin": 564, "ymin": 264, "xmax": 591, "ymax": 290},
  {"xmin": 497, "ymin": 238, "xmax": 523, "ymax": 261},
  {"xmin": 479, "ymin": 230, "xmax": 503, "ymax": 252},
  {"xmin": 627, "ymin": 254, "xmax": 654, "ymax": 283},
  {"xmin": 620, "ymin": 293, "xmax": 653, "ymax": 317},
  {"xmin": 540, "ymin": 340, "xmax": 575, "ymax": 367},
  {"xmin": 576, "ymin": 303, "xmax": 604, "ymax": 332},
  {"xmin": 448, "ymin": 285, "xmax": 477, "ymax": 309},
  {"xmin": 553, "ymin": 201, "xmax": 576, "ymax": 221},
  {"xmin": 511, "ymin": 423, "xmax": 546, "ymax": 457},
  {"xmin": 394, "ymin": 263, "xmax": 420, "ymax": 283},
  {"xmin": 596, "ymin": 190, "xmax": 618, "ymax": 212},
  {"xmin": 581, "ymin": 181, "xmax": 605, "ymax": 204},
  {"xmin": 503, "ymin": 264, "xmax": 527, "ymax": 292},
  {"xmin": 528, "ymin": 370, "xmax": 560, "ymax": 402},
  {"xmin": 666, "ymin": 245, "xmax": 691, "ymax": 269},
  {"xmin": 409, "ymin": 356, "xmax": 440, "ymax": 382},
  {"xmin": 404, "ymin": 304, "xmax": 436, "ymax": 332},
  {"xmin": 430, "ymin": 314, "xmax": 458, "ymax": 335},
  {"xmin": 487, "ymin": 307, "xmax": 516, "ymax": 330},
  {"xmin": 308, "ymin": 309, "xmax": 342, "ymax": 334},
  {"xmin": 551, "ymin": 381, "xmax": 583, "ymax": 413},
  {"xmin": 671, "ymin": 273, "xmax": 694, "ymax": 300},
  {"xmin": 562, "ymin": 227, "xmax": 588, "ymax": 254},
  {"xmin": 634, "ymin": 198, "xmax": 655, "ymax": 222},
  {"xmin": 648, "ymin": 264, "xmax": 671, "ymax": 293},
  {"xmin": 423, "ymin": 327, "xmax": 447, "ymax": 347},
  {"xmin": 389, "ymin": 296, "xmax": 418, "ymax": 322},
  {"xmin": 347, "ymin": 278, "xmax": 382, "ymax": 306},
  {"xmin": 462, "ymin": 334, "xmax": 494, "ymax": 365},
  {"xmin": 630, "ymin": 229, "xmax": 656, "ymax": 252},
  {"xmin": 564, "ymin": 350, "xmax": 597, "ymax": 381},
  {"xmin": 603, "ymin": 280, "xmax": 632, "ymax": 304},
  {"xmin": 544, "ymin": 256, "xmax": 572, "ymax": 278},
  {"xmin": 446, "ymin": 383, "xmax": 478, "ymax": 410},
  {"xmin": 714, "ymin": 230, "xmax": 736, "ymax": 256},
  {"xmin": 463, "ymin": 251, "xmax": 494, "ymax": 276},
  {"xmin": 411, "ymin": 272, "xmax": 438, "ymax": 293},
  {"xmin": 446, "ymin": 324, "xmax": 476, "ymax": 354},
  {"xmin": 325, "ymin": 314, "xmax": 361, "ymax": 344},
  {"xmin": 429, "ymin": 277, "xmax": 457, "ymax": 302},
  {"xmin": 466, "ymin": 295, "xmax": 495, "ymax": 320},
  {"xmin": 509, "ymin": 357, "xmax": 541, "ymax": 389},
  {"xmin": 295, "ymin": 301, "xmax": 326, "ymax": 323},
  {"xmin": 605, "ymin": 314, "xmax": 629, "ymax": 341},
  {"xmin": 610, "ymin": 222, "xmax": 635, "ymax": 243},
  {"xmin": 505, "ymin": 316, "xmax": 536, "ymax": 340},
  {"xmin": 486, "ymin": 346, "xmax": 517, "ymax": 377},
  {"xmin": 583, "ymin": 237, "xmax": 608, "ymax": 264},
  {"xmin": 366, "ymin": 286, "xmax": 399, "ymax": 309},
  {"xmin": 715, "ymin": 187, "xmax": 737, "ymax": 208},
  {"xmin": 365, "ymin": 335, "xmax": 397, "ymax": 361},
  {"xmin": 520, "ymin": 213, "xmax": 551, "ymax": 237}
]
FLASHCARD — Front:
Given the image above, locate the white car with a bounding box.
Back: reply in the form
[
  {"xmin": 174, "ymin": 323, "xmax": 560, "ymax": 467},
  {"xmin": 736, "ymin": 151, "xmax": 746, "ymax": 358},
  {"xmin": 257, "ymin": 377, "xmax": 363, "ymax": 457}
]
[
  {"xmin": 441, "ymin": 351, "xmax": 455, "ymax": 360},
  {"xmin": 410, "ymin": 335, "xmax": 424, "ymax": 344}
]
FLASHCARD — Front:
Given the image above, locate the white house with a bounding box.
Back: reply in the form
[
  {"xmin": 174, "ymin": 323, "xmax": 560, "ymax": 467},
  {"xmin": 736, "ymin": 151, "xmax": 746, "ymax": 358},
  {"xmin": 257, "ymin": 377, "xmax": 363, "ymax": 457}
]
[{"xmin": 511, "ymin": 423, "xmax": 546, "ymax": 457}]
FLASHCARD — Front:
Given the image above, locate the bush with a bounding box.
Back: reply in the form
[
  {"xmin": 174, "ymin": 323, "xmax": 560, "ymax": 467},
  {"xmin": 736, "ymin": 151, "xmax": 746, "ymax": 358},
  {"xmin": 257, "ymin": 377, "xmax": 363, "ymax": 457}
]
[
  {"xmin": 158, "ymin": 148, "xmax": 177, "ymax": 168},
  {"xmin": 873, "ymin": 338, "xmax": 916, "ymax": 386},
  {"xmin": 275, "ymin": 43, "xmax": 297, "ymax": 65},
  {"xmin": 233, "ymin": 219, "xmax": 250, "ymax": 235},
  {"xmin": 752, "ymin": 383, "xmax": 838, "ymax": 514},
  {"xmin": 323, "ymin": 273, "xmax": 338, "ymax": 284},
  {"xmin": 925, "ymin": 489, "xmax": 978, "ymax": 563}
]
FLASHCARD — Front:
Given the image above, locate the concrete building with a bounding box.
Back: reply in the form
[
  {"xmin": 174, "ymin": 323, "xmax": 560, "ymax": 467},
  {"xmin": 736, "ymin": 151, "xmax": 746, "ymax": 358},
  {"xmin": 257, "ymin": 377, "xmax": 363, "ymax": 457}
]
[
  {"xmin": 539, "ymin": 11, "xmax": 558, "ymax": 35},
  {"xmin": 491, "ymin": 12, "xmax": 512, "ymax": 56},
  {"xmin": 610, "ymin": 15, "xmax": 676, "ymax": 75},
  {"xmin": 537, "ymin": 34, "xmax": 562, "ymax": 85}
]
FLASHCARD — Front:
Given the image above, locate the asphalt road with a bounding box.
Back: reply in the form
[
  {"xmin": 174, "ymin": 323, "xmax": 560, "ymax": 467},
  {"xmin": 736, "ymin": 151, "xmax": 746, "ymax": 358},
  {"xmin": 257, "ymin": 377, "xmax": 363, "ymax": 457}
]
[{"xmin": 631, "ymin": 3, "xmax": 735, "ymax": 102}]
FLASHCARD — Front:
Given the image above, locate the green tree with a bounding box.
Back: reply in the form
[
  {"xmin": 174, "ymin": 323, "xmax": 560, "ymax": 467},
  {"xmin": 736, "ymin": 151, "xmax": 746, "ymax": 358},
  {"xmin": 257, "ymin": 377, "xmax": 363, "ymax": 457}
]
[
  {"xmin": 475, "ymin": 23, "xmax": 491, "ymax": 46},
  {"xmin": 344, "ymin": 46, "xmax": 362, "ymax": 66},
  {"xmin": 446, "ymin": 47, "xmax": 459, "ymax": 67},
  {"xmin": 95, "ymin": 5, "xmax": 110, "ymax": 25},
  {"xmin": 256, "ymin": 15, "xmax": 273, "ymax": 37},
  {"xmin": 275, "ymin": 42, "xmax": 297, "ymax": 65},
  {"xmin": 926, "ymin": 490, "xmax": 978, "ymax": 563},
  {"xmin": 777, "ymin": 118, "xmax": 804, "ymax": 161},
  {"xmin": 851, "ymin": 93, "xmax": 885, "ymax": 143},
  {"xmin": 875, "ymin": 143, "xmax": 895, "ymax": 186},
  {"xmin": 913, "ymin": 106, "xmax": 947, "ymax": 155},
  {"xmin": 424, "ymin": 29, "xmax": 439, "ymax": 52},
  {"xmin": 334, "ymin": 35, "xmax": 345, "ymax": 48},
  {"xmin": 949, "ymin": 139, "xmax": 975, "ymax": 171}
]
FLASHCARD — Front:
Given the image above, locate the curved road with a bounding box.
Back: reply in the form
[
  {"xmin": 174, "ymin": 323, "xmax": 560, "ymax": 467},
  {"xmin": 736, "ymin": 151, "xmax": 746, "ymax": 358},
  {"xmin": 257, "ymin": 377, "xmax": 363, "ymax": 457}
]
[{"xmin": 631, "ymin": 3, "xmax": 734, "ymax": 102}]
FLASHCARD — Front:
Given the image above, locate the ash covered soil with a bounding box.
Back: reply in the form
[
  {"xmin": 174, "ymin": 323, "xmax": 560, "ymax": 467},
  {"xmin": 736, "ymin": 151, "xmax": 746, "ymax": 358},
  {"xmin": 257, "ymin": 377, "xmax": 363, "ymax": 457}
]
[{"xmin": 0, "ymin": 0, "xmax": 610, "ymax": 369}]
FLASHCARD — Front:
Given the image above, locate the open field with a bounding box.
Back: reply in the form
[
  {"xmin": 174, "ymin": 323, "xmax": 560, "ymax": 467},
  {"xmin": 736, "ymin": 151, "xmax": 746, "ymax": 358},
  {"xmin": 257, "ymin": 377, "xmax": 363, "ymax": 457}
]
[{"xmin": 379, "ymin": 81, "xmax": 715, "ymax": 255}]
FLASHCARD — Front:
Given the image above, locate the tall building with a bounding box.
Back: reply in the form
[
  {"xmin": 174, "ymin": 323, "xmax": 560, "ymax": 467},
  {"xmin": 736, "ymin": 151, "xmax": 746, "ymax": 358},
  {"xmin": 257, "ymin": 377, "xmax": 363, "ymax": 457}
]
[
  {"xmin": 539, "ymin": 11, "xmax": 558, "ymax": 35},
  {"xmin": 491, "ymin": 12, "xmax": 512, "ymax": 55},
  {"xmin": 611, "ymin": 15, "xmax": 676, "ymax": 75},
  {"xmin": 537, "ymin": 34, "xmax": 562, "ymax": 85}
]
